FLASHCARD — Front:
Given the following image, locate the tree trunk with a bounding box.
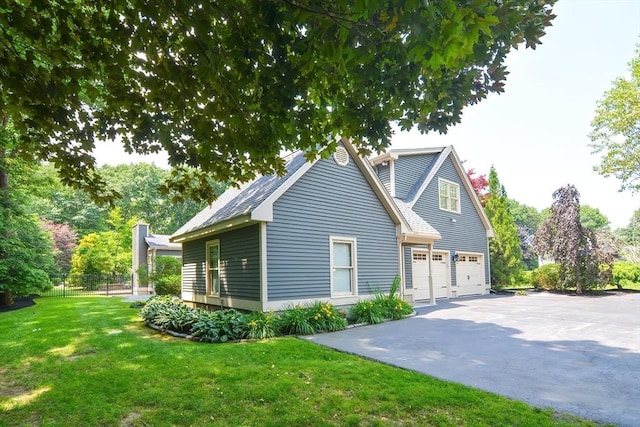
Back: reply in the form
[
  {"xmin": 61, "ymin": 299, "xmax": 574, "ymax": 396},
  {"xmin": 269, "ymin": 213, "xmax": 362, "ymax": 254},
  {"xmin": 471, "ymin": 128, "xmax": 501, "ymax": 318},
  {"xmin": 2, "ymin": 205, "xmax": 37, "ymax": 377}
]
[{"xmin": 0, "ymin": 289, "xmax": 13, "ymax": 307}]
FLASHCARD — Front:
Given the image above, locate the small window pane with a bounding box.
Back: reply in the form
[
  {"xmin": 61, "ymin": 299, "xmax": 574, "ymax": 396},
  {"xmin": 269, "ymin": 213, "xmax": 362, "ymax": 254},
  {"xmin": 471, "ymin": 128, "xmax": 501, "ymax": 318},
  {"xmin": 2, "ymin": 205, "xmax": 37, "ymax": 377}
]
[
  {"xmin": 210, "ymin": 269, "xmax": 220, "ymax": 294},
  {"xmin": 333, "ymin": 268, "xmax": 352, "ymax": 293},
  {"xmin": 333, "ymin": 242, "xmax": 352, "ymax": 267},
  {"xmin": 209, "ymin": 245, "xmax": 219, "ymax": 261}
]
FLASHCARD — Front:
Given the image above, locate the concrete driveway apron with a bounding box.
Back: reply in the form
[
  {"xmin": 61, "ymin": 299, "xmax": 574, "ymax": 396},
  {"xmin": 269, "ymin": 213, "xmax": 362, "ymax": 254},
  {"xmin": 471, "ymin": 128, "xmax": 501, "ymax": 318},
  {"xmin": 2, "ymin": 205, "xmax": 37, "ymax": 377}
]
[{"xmin": 305, "ymin": 292, "xmax": 640, "ymax": 426}]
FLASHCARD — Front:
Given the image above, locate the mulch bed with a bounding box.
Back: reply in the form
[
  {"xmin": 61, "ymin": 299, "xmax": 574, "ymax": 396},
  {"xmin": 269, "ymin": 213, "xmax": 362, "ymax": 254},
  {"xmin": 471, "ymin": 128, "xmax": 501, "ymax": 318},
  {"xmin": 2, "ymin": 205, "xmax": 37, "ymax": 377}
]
[{"xmin": 0, "ymin": 297, "xmax": 36, "ymax": 313}]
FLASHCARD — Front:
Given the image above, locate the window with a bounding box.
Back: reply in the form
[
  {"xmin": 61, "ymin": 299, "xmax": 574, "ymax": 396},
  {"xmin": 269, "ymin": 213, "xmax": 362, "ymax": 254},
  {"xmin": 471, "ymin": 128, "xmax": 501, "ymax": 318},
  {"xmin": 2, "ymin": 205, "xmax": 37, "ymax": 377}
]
[
  {"xmin": 432, "ymin": 254, "xmax": 443, "ymax": 262},
  {"xmin": 468, "ymin": 255, "xmax": 479, "ymax": 263},
  {"xmin": 206, "ymin": 240, "xmax": 220, "ymax": 296},
  {"xmin": 439, "ymin": 178, "xmax": 460, "ymax": 213},
  {"xmin": 330, "ymin": 237, "xmax": 357, "ymax": 296},
  {"xmin": 413, "ymin": 253, "xmax": 428, "ymax": 261}
]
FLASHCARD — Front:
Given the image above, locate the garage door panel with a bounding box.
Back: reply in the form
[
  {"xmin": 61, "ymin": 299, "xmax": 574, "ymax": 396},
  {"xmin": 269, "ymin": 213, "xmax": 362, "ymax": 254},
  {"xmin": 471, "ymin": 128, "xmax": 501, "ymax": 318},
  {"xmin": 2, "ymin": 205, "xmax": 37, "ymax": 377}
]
[
  {"xmin": 455, "ymin": 254, "xmax": 485, "ymax": 296},
  {"xmin": 412, "ymin": 251, "xmax": 449, "ymax": 300}
]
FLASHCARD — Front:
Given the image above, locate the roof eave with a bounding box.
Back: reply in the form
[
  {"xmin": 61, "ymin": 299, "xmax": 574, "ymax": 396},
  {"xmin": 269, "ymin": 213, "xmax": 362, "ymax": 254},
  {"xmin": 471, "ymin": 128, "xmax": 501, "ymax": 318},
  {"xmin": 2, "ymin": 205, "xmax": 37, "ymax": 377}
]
[{"xmin": 170, "ymin": 214, "xmax": 255, "ymax": 243}]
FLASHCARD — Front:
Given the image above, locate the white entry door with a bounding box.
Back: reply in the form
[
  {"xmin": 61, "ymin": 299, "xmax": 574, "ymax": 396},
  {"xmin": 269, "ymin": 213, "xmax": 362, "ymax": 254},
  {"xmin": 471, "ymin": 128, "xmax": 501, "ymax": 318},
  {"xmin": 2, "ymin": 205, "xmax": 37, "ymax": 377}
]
[
  {"xmin": 455, "ymin": 254, "xmax": 485, "ymax": 296},
  {"xmin": 411, "ymin": 251, "xmax": 449, "ymax": 301}
]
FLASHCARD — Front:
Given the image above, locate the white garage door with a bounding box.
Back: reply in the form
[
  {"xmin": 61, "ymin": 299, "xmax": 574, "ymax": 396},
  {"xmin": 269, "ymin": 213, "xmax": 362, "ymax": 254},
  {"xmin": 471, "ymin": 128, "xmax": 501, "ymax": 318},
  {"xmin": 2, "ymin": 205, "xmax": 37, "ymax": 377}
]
[
  {"xmin": 411, "ymin": 251, "xmax": 449, "ymax": 301},
  {"xmin": 455, "ymin": 254, "xmax": 485, "ymax": 296}
]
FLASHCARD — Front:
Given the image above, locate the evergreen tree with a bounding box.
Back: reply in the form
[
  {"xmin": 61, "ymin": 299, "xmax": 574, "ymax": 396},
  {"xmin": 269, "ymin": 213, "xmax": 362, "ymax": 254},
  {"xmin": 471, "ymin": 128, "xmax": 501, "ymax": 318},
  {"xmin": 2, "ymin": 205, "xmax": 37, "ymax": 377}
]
[{"xmin": 484, "ymin": 167, "xmax": 524, "ymax": 289}]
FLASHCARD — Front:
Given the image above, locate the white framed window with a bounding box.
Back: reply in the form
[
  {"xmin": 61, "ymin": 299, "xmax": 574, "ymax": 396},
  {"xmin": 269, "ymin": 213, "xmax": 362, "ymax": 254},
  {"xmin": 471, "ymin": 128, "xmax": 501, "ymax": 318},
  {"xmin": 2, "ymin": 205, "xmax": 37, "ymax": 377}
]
[
  {"xmin": 439, "ymin": 178, "xmax": 460, "ymax": 213},
  {"xmin": 206, "ymin": 240, "xmax": 220, "ymax": 296},
  {"xmin": 330, "ymin": 236, "xmax": 357, "ymax": 297},
  {"xmin": 432, "ymin": 254, "xmax": 443, "ymax": 262}
]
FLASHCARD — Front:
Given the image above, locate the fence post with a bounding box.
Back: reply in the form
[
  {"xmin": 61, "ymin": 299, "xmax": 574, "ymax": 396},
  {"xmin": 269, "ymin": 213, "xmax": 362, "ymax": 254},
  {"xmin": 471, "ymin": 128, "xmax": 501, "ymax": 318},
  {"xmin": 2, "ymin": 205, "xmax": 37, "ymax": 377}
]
[{"xmin": 63, "ymin": 275, "xmax": 66, "ymax": 298}]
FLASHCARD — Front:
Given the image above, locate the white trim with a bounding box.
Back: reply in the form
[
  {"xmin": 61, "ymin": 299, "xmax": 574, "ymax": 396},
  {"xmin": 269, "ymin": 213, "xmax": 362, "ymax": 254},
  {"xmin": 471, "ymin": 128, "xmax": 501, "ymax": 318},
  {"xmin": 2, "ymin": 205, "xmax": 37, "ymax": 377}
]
[
  {"xmin": 205, "ymin": 239, "xmax": 221, "ymax": 296},
  {"xmin": 171, "ymin": 215, "xmax": 254, "ymax": 243},
  {"xmin": 182, "ymin": 292, "xmax": 262, "ymax": 311},
  {"xmin": 260, "ymin": 222, "xmax": 268, "ymax": 311},
  {"xmin": 263, "ymin": 295, "xmax": 373, "ymax": 311},
  {"xmin": 329, "ymin": 235, "xmax": 358, "ymax": 298},
  {"xmin": 251, "ymin": 160, "xmax": 317, "ymax": 222},
  {"xmin": 389, "ymin": 159, "xmax": 396, "ymax": 197},
  {"xmin": 408, "ymin": 146, "xmax": 452, "ymax": 208},
  {"xmin": 438, "ymin": 177, "xmax": 461, "ymax": 214}
]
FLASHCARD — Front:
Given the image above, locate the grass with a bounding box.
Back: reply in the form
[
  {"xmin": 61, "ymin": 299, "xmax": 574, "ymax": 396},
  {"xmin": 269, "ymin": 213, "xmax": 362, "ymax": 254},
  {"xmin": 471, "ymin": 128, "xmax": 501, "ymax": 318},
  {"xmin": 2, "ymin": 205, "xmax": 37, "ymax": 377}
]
[{"xmin": 0, "ymin": 297, "xmax": 599, "ymax": 426}]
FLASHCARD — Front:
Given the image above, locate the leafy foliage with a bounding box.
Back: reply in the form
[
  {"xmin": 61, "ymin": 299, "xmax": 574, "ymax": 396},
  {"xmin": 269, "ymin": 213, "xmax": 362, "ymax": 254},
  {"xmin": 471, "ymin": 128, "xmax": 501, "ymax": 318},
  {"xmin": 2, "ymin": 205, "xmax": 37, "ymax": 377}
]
[
  {"xmin": 533, "ymin": 185, "xmax": 614, "ymax": 293},
  {"xmin": 530, "ymin": 264, "xmax": 560, "ymax": 291},
  {"xmin": 507, "ymin": 199, "xmax": 544, "ymax": 269},
  {"xmin": 280, "ymin": 304, "xmax": 315, "ymax": 336},
  {"xmin": 245, "ymin": 310, "xmax": 281, "ymax": 340},
  {"xmin": 612, "ymin": 261, "xmax": 640, "ymax": 289},
  {"xmin": 40, "ymin": 220, "xmax": 78, "ymax": 275},
  {"xmin": 306, "ymin": 301, "xmax": 347, "ymax": 333},
  {"xmin": 139, "ymin": 295, "xmax": 198, "ymax": 334},
  {"xmin": 466, "ymin": 166, "xmax": 489, "ymax": 203},
  {"xmin": 190, "ymin": 309, "xmax": 247, "ymax": 343},
  {"xmin": 151, "ymin": 256, "xmax": 182, "ymax": 296},
  {"xmin": 2, "ymin": 0, "xmax": 556, "ymax": 204},
  {"xmin": 484, "ymin": 167, "xmax": 523, "ymax": 288},
  {"xmin": 348, "ymin": 299, "xmax": 386, "ymax": 325},
  {"xmin": 589, "ymin": 44, "xmax": 640, "ymax": 192},
  {"xmin": 0, "ymin": 125, "xmax": 56, "ymax": 304}
]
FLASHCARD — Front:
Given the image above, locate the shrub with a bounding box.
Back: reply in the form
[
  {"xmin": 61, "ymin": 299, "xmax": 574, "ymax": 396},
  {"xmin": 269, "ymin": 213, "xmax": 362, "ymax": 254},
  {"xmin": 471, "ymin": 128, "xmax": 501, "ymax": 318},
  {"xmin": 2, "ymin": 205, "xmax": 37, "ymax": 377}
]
[
  {"xmin": 155, "ymin": 274, "xmax": 181, "ymax": 296},
  {"xmin": 531, "ymin": 264, "xmax": 561, "ymax": 290},
  {"xmin": 348, "ymin": 299, "xmax": 385, "ymax": 324},
  {"xmin": 613, "ymin": 261, "xmax": 640, "ymax": 289},
  {"xmin": 140, "ymin": 295, "xmax": 197, "ymax": 334},
  {"xmin": 306, "ymin": 301, "xmax": 347, "ymax": 332},
  {"xmin": 280, "ymin": 304, "xmax": 315, "ymax": 335},
  {"xmin": 246, "ymin": 310, "xmax": 281, "ymax": 340},
  {"xmin": 151, "ymin": 256, "xmax": 182, "ymax": 295},
  {"xmin": 190, "ymin": 309, "xmax": 246, "ymax": 343},
  {"xmin": 377, "ymin": 293, "xmax": 413, "ymax": 320},
  {"xmin": 136, "ymin": 263, "xmax": 149, "ymax": 287}
]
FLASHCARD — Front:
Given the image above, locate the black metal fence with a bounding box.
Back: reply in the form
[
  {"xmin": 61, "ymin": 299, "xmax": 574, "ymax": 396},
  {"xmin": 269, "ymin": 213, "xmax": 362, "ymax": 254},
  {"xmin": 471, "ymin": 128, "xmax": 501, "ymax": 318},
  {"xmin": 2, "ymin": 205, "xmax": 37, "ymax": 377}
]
[{"xmin": 39, "ymin": 274, "xmax": 134, "ymax": 297}]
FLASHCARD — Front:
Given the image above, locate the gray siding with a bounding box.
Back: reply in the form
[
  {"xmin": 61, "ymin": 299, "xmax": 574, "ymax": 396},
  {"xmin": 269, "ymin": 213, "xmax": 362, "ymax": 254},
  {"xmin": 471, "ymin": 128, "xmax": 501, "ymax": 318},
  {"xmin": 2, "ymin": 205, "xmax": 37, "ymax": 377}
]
[
  {"xmin": 394, "ymin": 154, "xmax": 437, "ymax": 200},
  {"xmin": 267, "ymin": 153, "xmax": 399, "ymax": 301},
  {"xmin": 182, "ymin": 224, "xmax": 261, "ymax": 300},
  {"xmin": 412, "ymin": 156, "xmax": 490, "ymax": 285},
  {"xmin": 182, "ymin": 239, "xmax": 206, "ymax": 294},
  {"xmin": 404, "ymin": 246, "xmax": 413, "ymax": 289},
  {"xmin": 375, "ymin": 163, "xmax": 391, "ymax": 194}
]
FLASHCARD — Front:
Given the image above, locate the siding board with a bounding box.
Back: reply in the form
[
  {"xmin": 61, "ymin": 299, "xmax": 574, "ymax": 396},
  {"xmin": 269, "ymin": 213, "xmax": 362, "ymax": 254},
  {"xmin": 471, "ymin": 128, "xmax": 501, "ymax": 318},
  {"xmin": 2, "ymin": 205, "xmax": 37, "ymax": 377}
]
[
  {"xmin": 267, "ymin": 152, "xmax": 400, "ymax": 301},
  {"xmin": 182, "ymin": 224, "xmax": 260, "ymax": 301},
  {"xmin": 394, "ymin": 154, "xmax": 436, "ymax": 200}
]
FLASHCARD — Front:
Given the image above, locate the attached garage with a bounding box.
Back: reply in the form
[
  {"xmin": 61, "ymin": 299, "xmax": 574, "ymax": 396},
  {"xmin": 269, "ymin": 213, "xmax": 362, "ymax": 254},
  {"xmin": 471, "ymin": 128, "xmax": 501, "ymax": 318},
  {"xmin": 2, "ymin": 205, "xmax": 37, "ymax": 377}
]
[
  {"xmin": 411, "ymin": 250, "xmax": 449, "ymax": 301},
  {"xmin": 454, "ymin": 253, "xmax": 486, "ymax": 297}
]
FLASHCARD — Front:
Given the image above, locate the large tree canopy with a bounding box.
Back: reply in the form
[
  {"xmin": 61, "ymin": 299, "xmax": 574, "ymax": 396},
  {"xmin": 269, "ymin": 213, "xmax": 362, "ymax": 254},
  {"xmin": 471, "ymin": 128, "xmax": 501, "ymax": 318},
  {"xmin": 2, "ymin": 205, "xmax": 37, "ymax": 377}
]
[
  {"xmin": 1, "ymin": 0, "xmax": 556, "ymax": 203},
  {"xmin": 589, "ymin": 44, "xmax": 640, "ymax": 192}
]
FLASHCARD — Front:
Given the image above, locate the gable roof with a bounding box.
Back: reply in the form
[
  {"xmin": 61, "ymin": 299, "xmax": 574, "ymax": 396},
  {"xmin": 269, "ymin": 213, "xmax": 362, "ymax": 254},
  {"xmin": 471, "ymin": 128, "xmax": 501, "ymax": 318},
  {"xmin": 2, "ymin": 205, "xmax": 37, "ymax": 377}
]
[
  {"xmin": 171, "ymin": 138, "xmax": 441, "ymax": 243},
  {"xmin": 371, "ymin": 146, "xmax": 494, "ymax": 238}
]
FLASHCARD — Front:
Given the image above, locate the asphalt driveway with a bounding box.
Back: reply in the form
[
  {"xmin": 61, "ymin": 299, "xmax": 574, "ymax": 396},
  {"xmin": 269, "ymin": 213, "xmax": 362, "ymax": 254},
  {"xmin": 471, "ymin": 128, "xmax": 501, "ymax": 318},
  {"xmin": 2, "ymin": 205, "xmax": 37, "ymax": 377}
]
[{"xmin": 305, "ymin": 292, "xmax": 640, "ymax": 426}]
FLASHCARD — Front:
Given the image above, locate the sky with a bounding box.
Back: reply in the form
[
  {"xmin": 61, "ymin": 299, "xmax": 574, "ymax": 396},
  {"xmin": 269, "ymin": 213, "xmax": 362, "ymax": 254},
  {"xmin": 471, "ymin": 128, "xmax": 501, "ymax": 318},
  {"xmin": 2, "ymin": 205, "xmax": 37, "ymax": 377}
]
[
  {"xmin": 390, "ymin": 0, "xmax": 640, "ymax": 229},
  {"xmin": 95, "ymin": 0, "xmax": 640, "ymax": 229}
]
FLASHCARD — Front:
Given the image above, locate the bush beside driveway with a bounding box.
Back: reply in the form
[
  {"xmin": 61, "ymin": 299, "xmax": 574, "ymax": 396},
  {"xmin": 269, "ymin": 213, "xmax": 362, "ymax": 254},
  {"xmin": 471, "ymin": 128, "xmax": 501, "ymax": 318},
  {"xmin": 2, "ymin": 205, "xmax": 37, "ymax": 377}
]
[{"xmin": 306, "ymin": 292, "xmax": 640, "ymax": 427}]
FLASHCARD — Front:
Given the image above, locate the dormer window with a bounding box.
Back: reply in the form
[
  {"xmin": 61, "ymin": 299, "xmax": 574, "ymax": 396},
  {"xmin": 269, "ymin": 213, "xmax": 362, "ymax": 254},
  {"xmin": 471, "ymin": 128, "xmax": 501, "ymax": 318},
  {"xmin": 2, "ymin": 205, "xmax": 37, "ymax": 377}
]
[{"xmin": 439, "ymin": 178, "xmax": 460, "ymax": 213}]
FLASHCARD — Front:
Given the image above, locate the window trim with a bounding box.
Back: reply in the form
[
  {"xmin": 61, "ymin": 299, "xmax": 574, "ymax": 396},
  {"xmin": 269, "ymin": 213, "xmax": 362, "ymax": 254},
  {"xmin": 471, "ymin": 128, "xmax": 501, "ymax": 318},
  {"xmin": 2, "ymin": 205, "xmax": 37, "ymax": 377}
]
[
  {"xmin": 329, "ymin": 236, "xmax": 358, "ymax": 298},
  {"xmin": 205, "ymin": 239, "xmax": 221, "ymax": 296},
  {"xmin": 438, "ymin": 178, "xmax": 461, "ymax": 213}
]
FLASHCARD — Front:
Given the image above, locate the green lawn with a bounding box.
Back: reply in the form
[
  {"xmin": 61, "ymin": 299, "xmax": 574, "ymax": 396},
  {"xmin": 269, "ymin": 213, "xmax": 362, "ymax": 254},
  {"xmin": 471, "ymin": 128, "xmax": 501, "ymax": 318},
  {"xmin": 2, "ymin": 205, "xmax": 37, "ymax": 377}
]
[{"xmin": 0, "ymin": 297, "xmax": 599, "ymax": 426}]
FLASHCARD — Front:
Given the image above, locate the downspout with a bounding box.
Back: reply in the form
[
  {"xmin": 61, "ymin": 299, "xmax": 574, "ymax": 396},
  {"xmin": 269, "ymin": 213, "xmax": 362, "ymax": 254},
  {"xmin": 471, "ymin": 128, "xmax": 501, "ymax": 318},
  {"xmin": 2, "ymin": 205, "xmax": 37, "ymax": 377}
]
[
  {"xmin": 428, "ymin": 242, "xmax": 436, "ymax": 306},
  {"xmin": 398, "ymin": 232, "xmax": 408, "ymax": 300}
]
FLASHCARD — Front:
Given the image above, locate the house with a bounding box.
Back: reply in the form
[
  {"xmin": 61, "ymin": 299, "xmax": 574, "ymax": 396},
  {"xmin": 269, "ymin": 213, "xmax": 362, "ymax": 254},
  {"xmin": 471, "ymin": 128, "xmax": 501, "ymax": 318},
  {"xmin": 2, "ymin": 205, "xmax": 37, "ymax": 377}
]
[
  {"xmin": 132, "ymin": 222, "xmax": 182, "ymax": 290},
  {"xmin": 170, "ymin": 139, "xmax": 493, "ymax": 311},
  {"xmin": 370, "ymin": 146, "xmax": 494, "ymax": 301}
]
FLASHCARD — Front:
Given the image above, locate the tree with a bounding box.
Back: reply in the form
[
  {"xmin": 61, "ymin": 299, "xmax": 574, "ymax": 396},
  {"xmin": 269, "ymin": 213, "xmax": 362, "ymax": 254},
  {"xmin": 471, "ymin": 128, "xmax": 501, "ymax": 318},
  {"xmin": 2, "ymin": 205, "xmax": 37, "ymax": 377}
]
[
  {"xmin": 533, "ymin": 185, "xmax": 613, "ymax": 294},
  {"xmin": 0, "ymin": 125, "xmax": 56, "ymax": 305},
  {"xmin": 1, "ymin": 1, "xmax": 556, "ymax": 204},
  {"xmin": 616, "ymin": 209, "xmax": 640, "ymax": 262},
  {"xmin": 484, "ymin": 166, "xmax": 523, "ymax": 288},
  {"xmin": 589, "ymin": 44, "xmax": 640, "ymax": 192},
  {"xmin": 40, "ymin": 220, "xmax": 78, "ymax": 276},
  {"xmin": 466, "ymin": 166, "xmax": 489, "ymax": 203},
  {"xmin": 580, "ymin": 205, "xmax": 610, "ymax": 231},
  {"xmin": 507, "ymin": 199, "xmax": 543, "ymax": 269}
]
